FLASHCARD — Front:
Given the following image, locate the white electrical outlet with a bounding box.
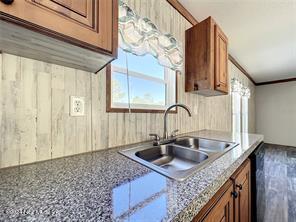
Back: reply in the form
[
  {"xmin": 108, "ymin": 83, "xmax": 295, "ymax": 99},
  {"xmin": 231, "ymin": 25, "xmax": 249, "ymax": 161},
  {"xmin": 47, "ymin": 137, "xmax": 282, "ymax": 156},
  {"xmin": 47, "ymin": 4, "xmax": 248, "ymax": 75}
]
[{"xmin": 70, "ymin": 96, "xmax": 85, "ymax": 116}]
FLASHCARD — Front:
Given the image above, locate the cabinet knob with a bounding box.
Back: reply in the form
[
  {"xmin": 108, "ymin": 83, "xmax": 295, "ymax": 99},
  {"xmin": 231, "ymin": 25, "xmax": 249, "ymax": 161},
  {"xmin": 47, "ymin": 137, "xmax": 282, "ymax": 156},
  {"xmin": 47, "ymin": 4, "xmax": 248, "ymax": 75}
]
[
  {"xmin": 1, "ymin": 0, "xmax": 14, "ymax": 5},
  {"xmin": 194, "ymin": 83, "xmax": 199, "ymax": 90},
  {"xmin": 236, "ymin": 184, "xmax": 243, "ymax": 190},
  {"xmin": 231, "ymin": 191, "xmax": 238, "ymax": 198}
]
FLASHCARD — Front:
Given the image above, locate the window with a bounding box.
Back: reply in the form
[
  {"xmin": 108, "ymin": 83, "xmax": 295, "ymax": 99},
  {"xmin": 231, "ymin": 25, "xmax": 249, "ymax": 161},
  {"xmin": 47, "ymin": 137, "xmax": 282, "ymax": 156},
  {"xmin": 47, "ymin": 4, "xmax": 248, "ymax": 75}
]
[
  {"xmin": 232, "ymin": 91, "xmax": 241, "ymax": 133},
  {"xmin": 107, "ymin": 48, "xmax": 177, "ymax": 112},
  {"xmin": 231, "ymin": 79, "xmax": 250, "ymax": 133},
  {"xmin": 241, "ymin": 95, "xmax": 249, "ymax": 133}
]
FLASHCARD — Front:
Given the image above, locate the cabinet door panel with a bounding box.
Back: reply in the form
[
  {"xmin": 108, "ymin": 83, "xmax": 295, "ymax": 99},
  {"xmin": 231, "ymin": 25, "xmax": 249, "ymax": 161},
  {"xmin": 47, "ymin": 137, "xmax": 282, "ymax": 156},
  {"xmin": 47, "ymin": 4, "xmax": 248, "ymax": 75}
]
[
  {"xmin": 52, "ymin": 0, "xmax": 87, "ymax": 15},
  {"xmin": 29, "ymin": 0, "xmax": 95, "ymax": 29},
  {"xmin": 233, "ymin": 159, "xmax": 251, "ymax": 222},
  {"xmin": 193, "ymin": 181, "xmax": 235, "ymax": 222},
  {"xmin": 238, "ymin": 177, "xmax": 250, "ymax": 222},
  {"xmin": 202, "ymin": 184, "xmax": 234, "ymax": 222},
  {"xmin": 214, "ymin": 24, "xmax": 228, "ymax": 93}
]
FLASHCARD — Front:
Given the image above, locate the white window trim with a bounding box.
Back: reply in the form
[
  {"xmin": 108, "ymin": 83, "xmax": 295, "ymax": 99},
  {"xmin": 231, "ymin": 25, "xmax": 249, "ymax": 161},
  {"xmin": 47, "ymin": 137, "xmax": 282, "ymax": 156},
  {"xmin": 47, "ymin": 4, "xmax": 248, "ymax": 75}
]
[{"xmin": 111, "ymin": 65, "xmax": 176, "ymax": 111}]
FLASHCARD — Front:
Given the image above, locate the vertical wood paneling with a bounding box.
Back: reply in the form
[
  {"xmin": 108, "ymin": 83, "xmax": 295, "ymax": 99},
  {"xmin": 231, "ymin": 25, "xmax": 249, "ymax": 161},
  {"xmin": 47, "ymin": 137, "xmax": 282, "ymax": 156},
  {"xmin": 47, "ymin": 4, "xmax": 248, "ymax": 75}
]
[
  {"xmin": 108, "ymin": 113, "xmax": 117, "ymax": 147},
  {"xmin": 1, "ymin": 54, "xmax": 21, "ymax": 168},
  {"xmin": 91, "ymin": 72, "xmax": 100, "ymax": 150},
  {"xmin": 64, "ymin": 67, "xmax": 77, "ymax": 156},
  {"xmin": 36, "ymin": 71, "xmax": 52, "ymax": 161},
  {"xmin": 76, "ymin": 70, "xmax": 89, "ymax": 153},
  {"xmin": 85, "ymin": 72, "xmax": 92, "ymax": 152},
  {"xmin": 0, "ymin": 53, "xmax": 2, "ymax": 166},
  {"xmin": 19, "ymin": 58, "xmax": 37, "ymax": 165},
  {"xmin": 0, "ymin": 0, "xmax": 256, "ymax": 168},
  {"xmin": 2, "ymin": 54, "xmax": 21, "ymax": 81},
  {"xmin": 93, "ymin": 67, "xmax": 109, "ymax": 150},
  {"xmin": 116, "ymin": 113, "xmax": 124, "ymax": 144},
  {"xmin": 51, "ymin": 64, "xmax": 65, "ymax": 159},
  {"xmin": 0, "ymin": 53, "xmax": 2, "ymax": 164}
]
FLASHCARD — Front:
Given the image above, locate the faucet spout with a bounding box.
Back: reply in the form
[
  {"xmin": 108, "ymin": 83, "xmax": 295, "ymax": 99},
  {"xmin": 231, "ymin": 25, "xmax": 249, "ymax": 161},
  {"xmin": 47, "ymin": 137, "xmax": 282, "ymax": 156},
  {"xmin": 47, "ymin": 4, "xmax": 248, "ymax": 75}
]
[{"xmin": 163, "ymin": 103, "xmax": 192, "ymax": 139}]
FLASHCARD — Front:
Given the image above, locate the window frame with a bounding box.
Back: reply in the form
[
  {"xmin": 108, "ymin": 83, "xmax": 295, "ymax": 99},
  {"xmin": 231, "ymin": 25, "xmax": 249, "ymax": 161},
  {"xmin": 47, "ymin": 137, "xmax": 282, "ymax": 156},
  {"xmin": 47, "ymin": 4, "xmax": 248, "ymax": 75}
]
[{"xmin": 106, "ymin": 64, "xmax": 178, "ymax": 113}]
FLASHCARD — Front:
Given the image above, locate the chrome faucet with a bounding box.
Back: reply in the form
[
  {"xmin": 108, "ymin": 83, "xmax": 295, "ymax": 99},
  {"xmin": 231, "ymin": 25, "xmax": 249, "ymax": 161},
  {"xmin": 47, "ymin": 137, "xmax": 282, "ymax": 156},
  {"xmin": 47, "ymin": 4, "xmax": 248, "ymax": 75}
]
[
  {"xmin": 163, "ymin": 103, "xmax": 192, "ymax": 139},
  {"xmin": 149, "ymin": 103, "xmax": 192, "ymax": 145}
]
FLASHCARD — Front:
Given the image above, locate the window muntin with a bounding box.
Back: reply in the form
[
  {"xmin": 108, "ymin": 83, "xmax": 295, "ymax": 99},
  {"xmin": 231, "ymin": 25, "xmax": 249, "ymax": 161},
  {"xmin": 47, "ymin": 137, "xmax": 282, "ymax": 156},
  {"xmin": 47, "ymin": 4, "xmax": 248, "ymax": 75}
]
[{"xmin": 110, "ymin": 48, "xmax": 176, "ymax": 111}]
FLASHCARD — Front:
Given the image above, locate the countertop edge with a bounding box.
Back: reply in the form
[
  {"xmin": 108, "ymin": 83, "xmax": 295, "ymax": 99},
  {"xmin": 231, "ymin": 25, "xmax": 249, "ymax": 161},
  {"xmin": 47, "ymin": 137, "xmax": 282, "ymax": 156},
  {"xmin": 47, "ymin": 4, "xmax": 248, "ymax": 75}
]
[{"xmin": 171, "ymin": 137, "xmax": 263, "ymax": 222}]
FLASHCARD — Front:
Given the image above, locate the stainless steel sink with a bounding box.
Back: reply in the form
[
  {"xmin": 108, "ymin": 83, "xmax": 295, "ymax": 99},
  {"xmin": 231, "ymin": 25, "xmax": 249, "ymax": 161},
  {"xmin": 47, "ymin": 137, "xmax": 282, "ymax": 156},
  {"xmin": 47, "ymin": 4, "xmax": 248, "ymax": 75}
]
[
  {"xmin": 135, "ymin": 145, "xmax": 208, "ymax": 171},
  {"xmin": 119, "ymin": 137, "xmax": 238, "ymax": 181},
  {"xmin": 174, "ymin": 137, "xmax": 232, "ymax": 153}
]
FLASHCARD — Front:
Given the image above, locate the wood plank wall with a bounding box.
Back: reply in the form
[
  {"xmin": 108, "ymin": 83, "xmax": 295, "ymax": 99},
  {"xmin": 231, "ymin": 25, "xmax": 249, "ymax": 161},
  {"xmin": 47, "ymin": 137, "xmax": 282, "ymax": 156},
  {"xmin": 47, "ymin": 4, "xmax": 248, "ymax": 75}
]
[{"xmin": 0, "ymin": 0, "xmax": 255, "ymax": 168}]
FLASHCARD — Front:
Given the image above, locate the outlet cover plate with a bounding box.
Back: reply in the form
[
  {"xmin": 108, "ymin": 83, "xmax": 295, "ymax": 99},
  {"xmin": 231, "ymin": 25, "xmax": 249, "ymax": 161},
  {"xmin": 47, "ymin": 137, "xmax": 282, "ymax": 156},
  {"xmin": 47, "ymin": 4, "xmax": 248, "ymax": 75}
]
[{"xmin": 70, "ymin": 96, "xmax": 85, "ymax": 116}]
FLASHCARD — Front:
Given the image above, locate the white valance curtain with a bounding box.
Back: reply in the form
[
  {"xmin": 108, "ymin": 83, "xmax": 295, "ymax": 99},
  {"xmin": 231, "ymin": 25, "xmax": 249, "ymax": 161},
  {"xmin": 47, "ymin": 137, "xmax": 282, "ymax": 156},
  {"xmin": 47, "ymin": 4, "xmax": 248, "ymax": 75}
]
[
  {"xmin": 231, "ymin": 78, "xmax": 251, "ymax": 99},
  {"xmin": 118, "ymin": 0, "xmax": 183, "ymax": 71}
]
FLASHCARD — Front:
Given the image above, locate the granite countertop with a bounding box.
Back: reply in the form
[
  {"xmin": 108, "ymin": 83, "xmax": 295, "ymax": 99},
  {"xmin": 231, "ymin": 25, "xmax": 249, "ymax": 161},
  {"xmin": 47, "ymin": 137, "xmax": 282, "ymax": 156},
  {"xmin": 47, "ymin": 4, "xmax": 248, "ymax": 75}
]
[{"xmin": 0, "ymin": 130, "xmax": 263, "ymax": 222}]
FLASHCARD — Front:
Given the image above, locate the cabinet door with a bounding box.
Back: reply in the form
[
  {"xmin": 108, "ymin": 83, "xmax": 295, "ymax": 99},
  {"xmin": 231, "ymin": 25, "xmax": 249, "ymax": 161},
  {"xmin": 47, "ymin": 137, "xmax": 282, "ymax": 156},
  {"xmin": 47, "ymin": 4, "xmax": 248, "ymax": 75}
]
[
  {"xmin": 202, "ymin": 184, "xmax": 234, "ymax": 222},
  {"xmin": 0, "ymin": 0, "xmax": 116, "ymax": 54},
  {"xmin": 233, "ymin": 159, "xmax": 251, "ymax": 222},
  {"xmin": 29, "ymin": 0, "xmax": 95, "ymax": 29},
  {"xmin": 214, "ymin": 24, "xmax": 228, "ymax": 93},
  {"xmin": 193, "ymin": 181, "xmax": 235, "ymax": 222}
]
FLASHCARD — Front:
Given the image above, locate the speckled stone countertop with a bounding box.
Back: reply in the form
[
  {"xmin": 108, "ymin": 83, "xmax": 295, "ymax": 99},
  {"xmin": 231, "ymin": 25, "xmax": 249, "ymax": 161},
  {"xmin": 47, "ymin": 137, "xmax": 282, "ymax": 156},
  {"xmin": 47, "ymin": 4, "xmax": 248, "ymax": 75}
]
[{"xmin": 0, "ymin": 130, "xmax": 263, "ymax": 222}]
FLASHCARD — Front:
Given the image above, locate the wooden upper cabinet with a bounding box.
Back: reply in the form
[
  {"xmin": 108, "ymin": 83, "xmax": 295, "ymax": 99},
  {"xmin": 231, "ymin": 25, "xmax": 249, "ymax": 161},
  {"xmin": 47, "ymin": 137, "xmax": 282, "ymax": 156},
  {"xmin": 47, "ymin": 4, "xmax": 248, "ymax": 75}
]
[
  {"xmin": 0, "ymin": 0, "xmax": 118, "ymax": 72},
  {"xmin": 0, "ymin": 0, "xmax": 116, "ymax": 53},
  {"xmin": 185, "ymin": 16, "xmax": 228, "ymax": 96}
]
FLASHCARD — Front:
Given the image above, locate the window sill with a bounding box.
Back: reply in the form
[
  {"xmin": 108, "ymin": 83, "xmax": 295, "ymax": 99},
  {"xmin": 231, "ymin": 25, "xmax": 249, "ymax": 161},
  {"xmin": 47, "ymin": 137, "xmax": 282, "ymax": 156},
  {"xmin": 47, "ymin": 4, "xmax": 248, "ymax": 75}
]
[{"xmin": 106, "ymin": 107, "xmax": 177, "ymax": 114}]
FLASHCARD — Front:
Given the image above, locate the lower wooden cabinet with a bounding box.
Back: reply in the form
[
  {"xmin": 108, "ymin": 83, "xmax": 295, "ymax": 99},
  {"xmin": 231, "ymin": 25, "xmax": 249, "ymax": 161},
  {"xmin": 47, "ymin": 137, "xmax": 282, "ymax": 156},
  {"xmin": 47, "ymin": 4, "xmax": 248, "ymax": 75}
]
[
  {"xmin": 193, "ymin": 180, "xmax": 235, "ymax": 222},
  {"xmin": 193, "ymin": 159, "xmax": 251, "ymax": 222},
  {"xmin": 232, "ymin": 159, "xmax": 251, "ymax": 222}
]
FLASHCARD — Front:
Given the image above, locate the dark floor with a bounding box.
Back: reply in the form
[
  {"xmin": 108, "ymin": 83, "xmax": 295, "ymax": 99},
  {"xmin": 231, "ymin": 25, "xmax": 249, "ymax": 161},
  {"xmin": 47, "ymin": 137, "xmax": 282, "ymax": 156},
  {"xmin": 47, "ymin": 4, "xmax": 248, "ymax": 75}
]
[{"xmin": 256, "ymin": 143, "xmax": 296, "ymax": 222}]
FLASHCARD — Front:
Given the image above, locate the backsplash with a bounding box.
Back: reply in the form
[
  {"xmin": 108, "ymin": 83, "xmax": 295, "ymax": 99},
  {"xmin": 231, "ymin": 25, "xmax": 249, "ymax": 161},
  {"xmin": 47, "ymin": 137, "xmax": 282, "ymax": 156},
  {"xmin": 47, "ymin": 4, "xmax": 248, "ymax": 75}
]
[{"xmin": 0, "ymin": 0, "xmax": 255, "ymax": 169}]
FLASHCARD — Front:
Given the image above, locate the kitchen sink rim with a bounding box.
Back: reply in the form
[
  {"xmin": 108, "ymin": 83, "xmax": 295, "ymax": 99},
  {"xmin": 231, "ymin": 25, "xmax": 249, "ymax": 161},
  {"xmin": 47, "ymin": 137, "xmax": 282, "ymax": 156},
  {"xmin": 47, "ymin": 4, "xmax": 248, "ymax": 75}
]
[{"xmin": 118, "ymin": 137, "xmax": 239, "ymax": 181}]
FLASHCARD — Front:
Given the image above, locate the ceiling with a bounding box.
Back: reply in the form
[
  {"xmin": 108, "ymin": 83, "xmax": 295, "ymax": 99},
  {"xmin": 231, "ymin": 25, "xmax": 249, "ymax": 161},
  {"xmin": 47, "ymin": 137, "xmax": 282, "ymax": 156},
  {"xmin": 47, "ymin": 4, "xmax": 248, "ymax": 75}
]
[{"xmin": 179, "ymin": 0, "xmax": 296, "ymax": 83}]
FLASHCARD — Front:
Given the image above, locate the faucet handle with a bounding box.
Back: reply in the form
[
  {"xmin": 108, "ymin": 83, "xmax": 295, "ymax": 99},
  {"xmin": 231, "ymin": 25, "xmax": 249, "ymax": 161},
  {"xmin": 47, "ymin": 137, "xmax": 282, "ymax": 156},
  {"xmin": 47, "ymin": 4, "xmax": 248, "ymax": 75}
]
[
  {"xmin": 149, "ymin": 133, "xmax": 161, "ymax": 146},
  {"xmin": 149, "ymin": 133, "xmax": 160, "ymax": 141},
  {"xmin": 170, "ymin": 129, "xmax": 179, "ymax": 138}
]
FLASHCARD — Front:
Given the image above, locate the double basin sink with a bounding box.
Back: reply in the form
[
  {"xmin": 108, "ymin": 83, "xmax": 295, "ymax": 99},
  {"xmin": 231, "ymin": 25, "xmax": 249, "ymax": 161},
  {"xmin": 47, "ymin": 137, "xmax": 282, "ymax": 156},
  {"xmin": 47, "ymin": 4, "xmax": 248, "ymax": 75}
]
[{"xmin": 119, "ymin": 137, "xmax": 238, "ymax": 181}]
